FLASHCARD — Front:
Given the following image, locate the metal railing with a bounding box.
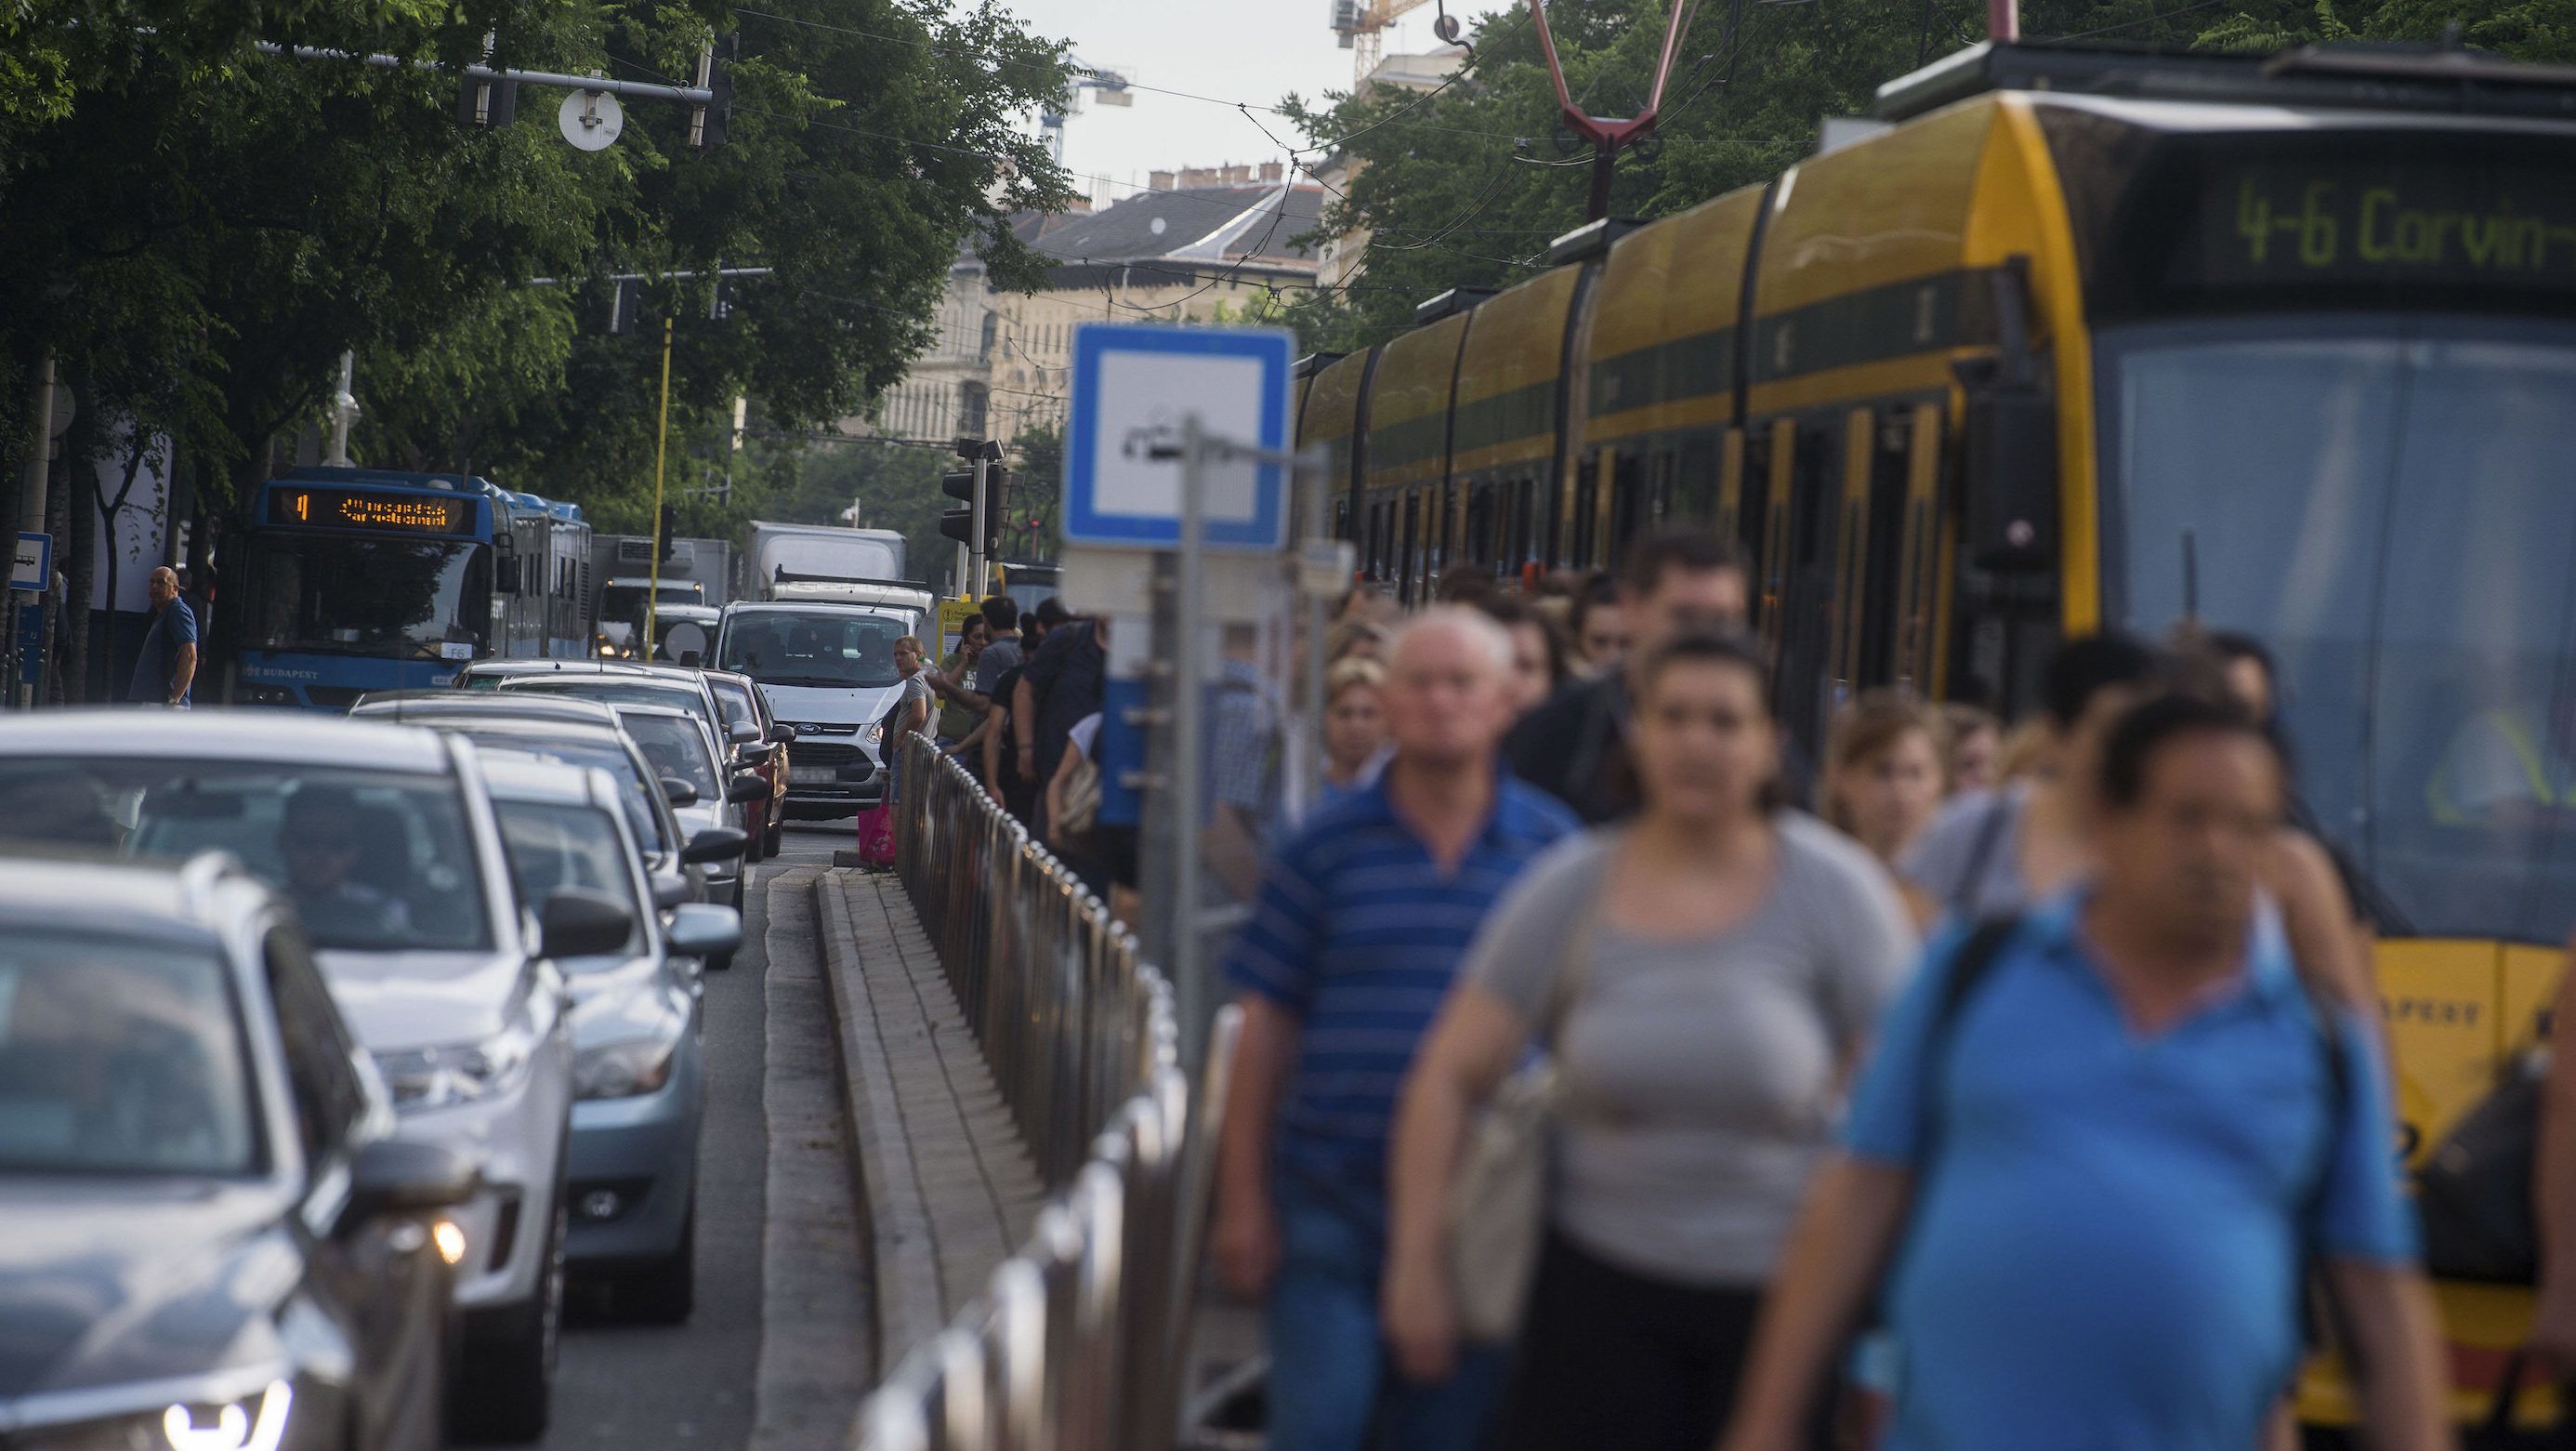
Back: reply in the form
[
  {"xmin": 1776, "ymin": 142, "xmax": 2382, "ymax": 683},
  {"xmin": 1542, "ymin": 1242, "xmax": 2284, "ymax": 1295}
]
[{"xmin": 860, "ymin": 732, "xmax": 1240, "ymax": 1451}]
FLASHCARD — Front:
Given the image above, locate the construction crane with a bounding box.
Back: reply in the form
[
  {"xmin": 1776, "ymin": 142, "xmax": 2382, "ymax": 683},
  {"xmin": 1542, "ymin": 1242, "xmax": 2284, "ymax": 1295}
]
[
  {"xmin": 1329, "ymin": 0, "xmax": 1441, "ymax": 86},
  {"xmin": 1038, "ymin": 59, "xmax": 1132, "ymax": 166}
]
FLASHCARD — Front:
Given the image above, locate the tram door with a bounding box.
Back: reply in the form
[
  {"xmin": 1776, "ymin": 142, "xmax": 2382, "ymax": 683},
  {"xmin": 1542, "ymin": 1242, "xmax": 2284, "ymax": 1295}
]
[{"xmin": 1767, "ymin": 416, "xmax": 1843, "ymax": 752}]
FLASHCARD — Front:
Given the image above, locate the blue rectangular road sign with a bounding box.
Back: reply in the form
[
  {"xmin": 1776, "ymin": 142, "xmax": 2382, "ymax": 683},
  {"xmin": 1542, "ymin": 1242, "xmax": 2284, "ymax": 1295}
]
[
  {"xmin": 1062, "ymin": 323, "xmax": 1294, "ymax": 553},
  {"xmin": 10, "ymin": 532, "xmax": 51, "ymax": 592}
]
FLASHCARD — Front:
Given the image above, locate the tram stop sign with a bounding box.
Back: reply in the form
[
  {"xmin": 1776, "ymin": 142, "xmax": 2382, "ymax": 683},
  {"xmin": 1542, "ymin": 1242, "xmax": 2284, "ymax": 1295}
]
[{"xmin": 1062, "ymin": 323, "xmax": 1294, "ymax": 554}]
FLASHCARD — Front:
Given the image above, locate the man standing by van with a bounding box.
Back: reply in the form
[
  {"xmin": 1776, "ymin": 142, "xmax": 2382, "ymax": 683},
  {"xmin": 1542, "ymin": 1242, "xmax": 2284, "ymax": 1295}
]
[{"xmin": 127, "ymin": 566, "xmax": 197, "ymax": 708}]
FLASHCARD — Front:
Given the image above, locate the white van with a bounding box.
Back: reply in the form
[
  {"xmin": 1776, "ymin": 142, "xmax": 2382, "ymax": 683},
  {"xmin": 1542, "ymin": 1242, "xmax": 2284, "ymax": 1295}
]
[{"xmin": 712, "ymin": 600, "xmax": 924, "ymax": 817}]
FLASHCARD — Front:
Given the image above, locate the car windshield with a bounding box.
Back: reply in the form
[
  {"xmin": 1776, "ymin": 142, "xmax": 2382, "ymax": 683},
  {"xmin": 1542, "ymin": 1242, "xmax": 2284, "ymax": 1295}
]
[
  {"xmin": 0, "ymin": 761, "xmax": 492, "ymax": 952},
  {"xmin": 718, "ymin": 610, "xmax": 907, "ymax": 689},
  {"xmin": 616, "ymin": 712, "xmax": 721, "ymax": 800},
  {"xmin": 493, "ymin": 802, "xmax": 642, "ymax": 965},
  {"xmin": 497, "ymin": 676, "xmax": 716, "ymax": 730},
  {"xmin": 0, "ymin": 933, "xmax": 257, "ymax": 1176},
  {"xmin": 243, "ymin": 533, "xmax": 489, "ymax": 660},
  {"xmin": 2100, "ymin": 315, "xmax": 2576, "ymax": 943},
  {"xmin": 460, "ymin": 732, "xmax": 667, "ymax": 854}
]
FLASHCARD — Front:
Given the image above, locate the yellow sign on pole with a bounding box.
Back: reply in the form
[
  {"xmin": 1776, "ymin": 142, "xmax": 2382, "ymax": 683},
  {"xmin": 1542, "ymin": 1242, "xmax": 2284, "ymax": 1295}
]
[{"xmin": 938, "ymin": 598, "xmax": 980, "ymax": 657}]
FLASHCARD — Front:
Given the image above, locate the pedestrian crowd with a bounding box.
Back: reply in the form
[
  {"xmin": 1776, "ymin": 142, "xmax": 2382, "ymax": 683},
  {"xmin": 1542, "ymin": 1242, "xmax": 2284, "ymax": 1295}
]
[{"xmin": 916, "ymin": 526, "xmax": 2575, "ymax": 1451}]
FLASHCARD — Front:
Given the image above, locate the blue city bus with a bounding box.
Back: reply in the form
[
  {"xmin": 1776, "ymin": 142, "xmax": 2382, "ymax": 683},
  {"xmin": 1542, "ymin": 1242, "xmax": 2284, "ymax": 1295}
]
[{"xmin": 220, "ymin": 467, "xmax": 595, "ymax": 709}]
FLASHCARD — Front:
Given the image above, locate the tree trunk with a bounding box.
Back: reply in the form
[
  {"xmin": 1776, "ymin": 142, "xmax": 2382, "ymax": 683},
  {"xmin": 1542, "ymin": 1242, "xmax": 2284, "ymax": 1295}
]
[
  {"xmin": 64, "ymin": 445, "xmax": 94, "ymax": 703},
  {"xmin": 44, "ymin": 450, "xmax": 72, "ymax": 704}
]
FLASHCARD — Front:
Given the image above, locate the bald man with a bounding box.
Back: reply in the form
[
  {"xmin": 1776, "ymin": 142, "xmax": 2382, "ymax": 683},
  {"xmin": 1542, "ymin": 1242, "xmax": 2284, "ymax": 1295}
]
[
  {"xmin": 129, "ymin": 566, "xmax": 198, "ymax": 708},
  {"xmin": 1212, "ymin": 609, "xmax": 1578, "ymax": 1451}
]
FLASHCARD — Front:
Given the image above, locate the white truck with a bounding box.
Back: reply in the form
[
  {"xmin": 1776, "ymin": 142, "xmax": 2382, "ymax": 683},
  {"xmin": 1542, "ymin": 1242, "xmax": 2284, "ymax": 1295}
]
[{"xmin": 743, "ymin": 521, "xmax": 908, "ymax": 600}]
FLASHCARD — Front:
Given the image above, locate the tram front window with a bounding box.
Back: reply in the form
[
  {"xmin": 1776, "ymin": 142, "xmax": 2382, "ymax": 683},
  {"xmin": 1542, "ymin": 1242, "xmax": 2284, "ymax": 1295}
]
[
  {"xmin": 244, "ymin": 534, "xmax": 491, "ymax": 660},
  {"xmin": 2101, "ymin": 316, "xmax": 2576, "ymax": 943}
]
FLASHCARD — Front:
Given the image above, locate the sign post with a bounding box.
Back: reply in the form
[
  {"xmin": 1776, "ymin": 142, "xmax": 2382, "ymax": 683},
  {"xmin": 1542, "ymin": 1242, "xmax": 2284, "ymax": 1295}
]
[{"xmin": 1062, "ymin": 323, "xmax": 1295, "ymax": 1064}]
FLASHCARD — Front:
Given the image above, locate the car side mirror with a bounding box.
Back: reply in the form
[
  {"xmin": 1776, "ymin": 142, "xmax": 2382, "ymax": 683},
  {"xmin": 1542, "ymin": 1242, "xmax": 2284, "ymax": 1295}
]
[
  {"xmin": 729, "ymin": 720, "xmax": 760, "ymax": 746},
  {"xmin": 726, "ymin": 771, "xmax": 772, "ymax": 805},
  {"xmin": 683, "ymin": 827, "xmax": 749, "ymax": 864},
  {"xmin": 666, "ymin": 903, "xmax": 743, "ymax": 960},
  {"xmin": 538, "ymin": 887, "xmax": 633, "ymax": 959},
  {"xmin": 342, "ymin": 1137, "xmax": 480, "ymax": 1230},
  {"xmin": 737, "ymin": 742, "xmax": 777, "ymax": 766},
  {"xmin": 768, "ymin": 724, "xmax": 795, "ymax": 745},
  {"xmin": 660, "ymin": 776, "xmax": 700, "ymax": 809},
  {"xmin": 651, "ymin": 872, "xmax": 691, "ymax": 911}
]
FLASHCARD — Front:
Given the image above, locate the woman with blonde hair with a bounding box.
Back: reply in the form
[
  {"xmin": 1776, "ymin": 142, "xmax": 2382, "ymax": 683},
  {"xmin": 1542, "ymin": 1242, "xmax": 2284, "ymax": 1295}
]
[
  {"xmin": 1821, "ymin": 691, "xmax": 1948, "ymax": 867},
  {"xmin": 1321, "ymin": 656, "xmax": 1390, "ymax": 799}
]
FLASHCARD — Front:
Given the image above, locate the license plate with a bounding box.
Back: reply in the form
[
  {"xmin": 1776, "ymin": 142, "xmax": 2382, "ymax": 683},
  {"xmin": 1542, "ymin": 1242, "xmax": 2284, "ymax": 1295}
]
[{"xmin": 790, "ymin": 766, "xmax": 835, "ymax": 785}]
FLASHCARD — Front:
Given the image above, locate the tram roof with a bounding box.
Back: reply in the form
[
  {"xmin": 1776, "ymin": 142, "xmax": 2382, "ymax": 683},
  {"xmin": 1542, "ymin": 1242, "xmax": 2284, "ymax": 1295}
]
[{"xmin": 1878, "ymin": 39, "xmax": 2576, "ymax": 125}]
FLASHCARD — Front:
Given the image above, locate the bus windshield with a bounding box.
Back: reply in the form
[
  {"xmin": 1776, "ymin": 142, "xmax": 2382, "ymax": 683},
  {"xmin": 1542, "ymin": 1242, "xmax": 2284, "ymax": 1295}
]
[
  {"xmin": 243, "ymin": 534, "xmax": 490, "ymax": 660},
  {"xmin": 718, "ymin": 610, "xmax": 907, "ymax": 689},
  {"xmin": 2100, "ymin": 315, "xmax": 2576, "ymax": 943}
]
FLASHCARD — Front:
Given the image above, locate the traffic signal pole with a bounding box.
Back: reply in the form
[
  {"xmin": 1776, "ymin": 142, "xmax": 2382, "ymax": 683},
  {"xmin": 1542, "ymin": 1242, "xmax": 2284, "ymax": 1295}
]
[{"xmin": 649, "ymin": 316, "xmax": 673, "ymax": 650}]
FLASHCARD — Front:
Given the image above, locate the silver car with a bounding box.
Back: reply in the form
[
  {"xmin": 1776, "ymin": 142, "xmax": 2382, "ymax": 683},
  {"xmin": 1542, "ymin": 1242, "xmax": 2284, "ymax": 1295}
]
[
  {"xmin": 609, "ymin": 702, "xmax": 761, "ymax": 921},
  {"xmin": 477, "ymin": 757, "xmax": 737, "ymax": 1321},
  {"xmin": 0, "ymin": 712, "xmax": 589, "ymax": 1443}
]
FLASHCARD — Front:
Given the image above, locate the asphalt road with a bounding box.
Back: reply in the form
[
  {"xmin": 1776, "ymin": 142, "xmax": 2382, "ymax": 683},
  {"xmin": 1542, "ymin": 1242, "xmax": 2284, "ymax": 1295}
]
[{"xmin": 518, "ymin": 823, "xmax": 862, "ymax": 1450}]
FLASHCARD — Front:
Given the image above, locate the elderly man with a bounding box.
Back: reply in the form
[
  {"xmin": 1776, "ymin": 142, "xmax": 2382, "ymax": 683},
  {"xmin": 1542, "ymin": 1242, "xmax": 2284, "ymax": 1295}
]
[
  {"xmin": 1213, "ymin": 609, "xmax": 1578, "ymax": 1451},
  {"xmin": 128, "ymin": 566, "xmax": 198, "ymax": 708}
]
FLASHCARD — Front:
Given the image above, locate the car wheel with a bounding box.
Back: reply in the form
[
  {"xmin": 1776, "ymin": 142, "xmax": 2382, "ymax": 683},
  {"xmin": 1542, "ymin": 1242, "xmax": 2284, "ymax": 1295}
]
[
  {"xmin": 618, "ymin": 1203, "xmax": 696, "ymax": 1325},
  {"xmin": 453, "ymin": 1197, "xmax": 566, "ymax": 1443}
]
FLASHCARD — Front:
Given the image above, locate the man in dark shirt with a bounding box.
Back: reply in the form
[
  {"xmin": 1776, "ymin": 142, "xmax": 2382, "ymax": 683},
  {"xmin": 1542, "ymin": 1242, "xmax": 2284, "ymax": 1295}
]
[
  {"xmin": 127, "ymin": 566, "xmax": 199, "ymax": 707},
  {"xmin": 1016, "ymin": 614, "xmax": 1106, "ymax": 836},
  {"xmin": 1504, "ymin": 529, "xmax": 1747, "ymax": 823}
]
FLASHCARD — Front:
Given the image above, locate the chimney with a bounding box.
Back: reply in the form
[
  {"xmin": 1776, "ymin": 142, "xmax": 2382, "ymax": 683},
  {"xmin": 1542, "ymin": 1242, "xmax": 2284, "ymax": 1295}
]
[
  {"xmin": 1149, "ymin": 169, "xmax": 1176, "ymax": 192},
  {"xmin": 1223, "ymin": 164, "xmax": 1252, "ymax": 185},
  {"xmin": 1259, "ymin": 161, "xmax": 1284, "ymax": 183}
]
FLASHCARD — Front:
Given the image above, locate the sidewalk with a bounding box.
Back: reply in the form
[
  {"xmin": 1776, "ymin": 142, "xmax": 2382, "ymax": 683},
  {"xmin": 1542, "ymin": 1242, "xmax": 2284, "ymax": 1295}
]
[{"xmin": 809, "ymin": 868, "xmax": 1047, "ymax": 1377}]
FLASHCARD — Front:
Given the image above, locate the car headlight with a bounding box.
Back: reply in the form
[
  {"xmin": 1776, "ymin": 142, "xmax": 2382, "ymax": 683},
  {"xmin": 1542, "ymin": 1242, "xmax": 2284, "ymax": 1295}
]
[
  {"xmin": 20, "ymin": 1380, "xmax": 295, "ymax": 1451},
  {"xmin": 865, "ymin": 723, "xmax": 883, "ymax": 745},
  {"xmin": 161, "ymin": 1382, "xmax": 292, "ymax": 1451},
  {"xmin": 377, "ymin": 1015, "xmax": 544, "ymax": 1112},
  {"xmin": 575, "ymin": 1034, "xmax": 679, "ymax": 1100}
]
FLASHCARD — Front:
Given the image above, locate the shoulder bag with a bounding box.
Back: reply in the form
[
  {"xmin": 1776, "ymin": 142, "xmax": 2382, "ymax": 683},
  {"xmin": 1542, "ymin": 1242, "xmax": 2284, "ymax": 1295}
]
[{"xmin": 1444, "ymin": 853, "xmax": 1607, "ymax": 1343}]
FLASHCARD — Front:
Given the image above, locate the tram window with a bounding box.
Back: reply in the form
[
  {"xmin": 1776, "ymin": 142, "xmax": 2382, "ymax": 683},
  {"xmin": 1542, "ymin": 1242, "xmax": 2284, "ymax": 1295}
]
[
  {"xmin": 1776, "ymin": 420, "xmax": 1842, "ymax": 751},
  {"xmin": 1853, "ymin": 414, "xmax": 1912, "ymax": 689},
  {"xmin": 1610, "ymin": 452, "xmax": 1650, "ymax": 557},
  {"xmin": 1572, "ymin": 469, "xmax": 1597, "ymax": 569},
  {"xmin": 1398, "ymin": 491, "xmax": 1420, "ymax": 603},
  {"xmin": 1676, "ymin": 435, "xmax": 1721, "ymax": 524}
]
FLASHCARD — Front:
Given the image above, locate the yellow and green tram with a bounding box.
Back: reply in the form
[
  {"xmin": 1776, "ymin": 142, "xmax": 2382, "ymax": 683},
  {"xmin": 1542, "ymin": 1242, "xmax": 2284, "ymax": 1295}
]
[{"xmin": 1299, "ymin": 40, "xmax": 2576, "ymax": 1427}]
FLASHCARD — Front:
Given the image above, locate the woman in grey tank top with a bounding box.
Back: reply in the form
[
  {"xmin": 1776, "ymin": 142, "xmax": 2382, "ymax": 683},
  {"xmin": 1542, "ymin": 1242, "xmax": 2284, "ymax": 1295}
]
[{"xmin": 1381, "ymin": 632, "xmax": 1916, "ymax": 1451}]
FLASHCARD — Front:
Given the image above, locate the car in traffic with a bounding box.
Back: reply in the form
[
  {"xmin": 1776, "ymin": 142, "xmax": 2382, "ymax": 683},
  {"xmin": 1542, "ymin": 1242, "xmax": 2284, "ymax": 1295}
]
[
  {"xmin": 0, "ymin": 851, "xmax": 479, "ymax": 1451},
  {"xmin": 705, "ymin": 668, "xmax": 791, "ymax": 858},
  {"xmin": 346, "ymin": 691, "xmax": 734, "ymax": 919},
  {"xmin": 0, "ymin": 712, "xmax": 587, "ymax": 1442},
  {"xmin": 713, "ymin": 600, "xmax": 921, "ymax": 819},
  {"xmin": 480, "ymin": 757, "xmax": 737, "ymax": 1321},
  {"xmin": 608, "ymin": 702, "xmax": 758, "ymax": 925}
]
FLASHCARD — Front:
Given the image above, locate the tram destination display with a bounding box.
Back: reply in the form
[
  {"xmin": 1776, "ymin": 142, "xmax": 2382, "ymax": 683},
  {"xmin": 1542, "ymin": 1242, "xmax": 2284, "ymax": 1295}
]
[
  {"xmin": 2096, "ymin": 133, "xmax": 2576, "ymax": 318},
  {"xmin": 272, "ymin": 486, "xmax": 477, "ymax": 536}
]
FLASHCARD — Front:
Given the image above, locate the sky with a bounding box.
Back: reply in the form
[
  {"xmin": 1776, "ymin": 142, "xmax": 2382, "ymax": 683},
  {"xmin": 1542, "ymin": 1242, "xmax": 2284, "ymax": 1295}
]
[{"xmin": 989, "ymin": 0, "xmax": 1504, "ymax": 204}]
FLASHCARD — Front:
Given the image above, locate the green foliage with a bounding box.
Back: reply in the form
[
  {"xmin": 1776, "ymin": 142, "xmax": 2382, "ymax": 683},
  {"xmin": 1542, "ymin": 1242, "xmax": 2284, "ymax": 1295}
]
[
  {"xmin": 1, "ymin": 0, "xmax": 1075, "ymax": 541},
  {"xmin": 1281, "ymin": 0, "xmax": 2576, "ymax": 350}
]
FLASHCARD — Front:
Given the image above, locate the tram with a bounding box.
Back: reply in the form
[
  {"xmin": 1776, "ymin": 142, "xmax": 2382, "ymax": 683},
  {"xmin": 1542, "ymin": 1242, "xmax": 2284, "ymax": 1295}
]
[
  {"xmin": 218, "ymin": 466, "xmax": 596, "ymax": 708},
  {"xmin": 1299, "ymin": 39, "xmax": 2576, "ymax": 1428}
]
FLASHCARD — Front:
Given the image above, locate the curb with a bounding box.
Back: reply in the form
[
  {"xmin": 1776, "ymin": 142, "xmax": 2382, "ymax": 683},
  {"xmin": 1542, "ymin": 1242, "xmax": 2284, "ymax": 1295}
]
[{"xmin": 809, "ymin": 872, "xmax": 950, "ymax": 1379}]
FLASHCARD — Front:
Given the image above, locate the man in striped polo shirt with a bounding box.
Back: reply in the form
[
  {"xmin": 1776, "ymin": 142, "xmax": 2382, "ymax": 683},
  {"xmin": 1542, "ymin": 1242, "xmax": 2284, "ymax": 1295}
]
[{"xmin": 1216, "ymin": 609, "xmax": 1578, "ymax": 1451}]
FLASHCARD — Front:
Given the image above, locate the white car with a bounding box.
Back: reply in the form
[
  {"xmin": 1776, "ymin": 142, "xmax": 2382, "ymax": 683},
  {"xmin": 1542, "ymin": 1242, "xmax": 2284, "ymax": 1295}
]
[
  {"xmin": 713, "ymin": 600, "xmax": 923, "ymax": 818},
  {"xmin": 0, "ymin": 712, "xmax": 592, "ymax": 1443}
]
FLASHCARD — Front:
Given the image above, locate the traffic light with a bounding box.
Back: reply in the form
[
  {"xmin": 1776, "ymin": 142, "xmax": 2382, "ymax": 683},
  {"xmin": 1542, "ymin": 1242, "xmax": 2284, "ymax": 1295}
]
[
  {"xmin": 939, "ymin": 468, "xmax": 976, "ymax": 548},
  {"xmin": 459, "ymin": 73, "xmax": 518, "ymax": 128},
  {"xmin": 657, "ymin": 503, "xmax": 677, "ymax": 562},
  {"xmin": 693, "ymin": 33, "xmax": 736, "ymax": 150},
  {"xmin": 981, "ymin": 467, "xmax": 1008, "ymax": 554}
]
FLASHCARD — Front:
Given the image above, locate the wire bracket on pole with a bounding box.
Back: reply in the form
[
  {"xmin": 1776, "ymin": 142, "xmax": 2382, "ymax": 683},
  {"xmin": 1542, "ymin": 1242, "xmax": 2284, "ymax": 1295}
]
[{"xmin": 1523, "ymin": 0, "xmax": 1700, "ymax": 219}]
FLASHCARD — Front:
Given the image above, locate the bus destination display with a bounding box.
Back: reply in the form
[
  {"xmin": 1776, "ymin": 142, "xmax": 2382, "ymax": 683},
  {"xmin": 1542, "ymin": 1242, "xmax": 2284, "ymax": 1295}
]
[{"xmin": 277, "ymin": 487, "xmax": 475, "ymax": 535}]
